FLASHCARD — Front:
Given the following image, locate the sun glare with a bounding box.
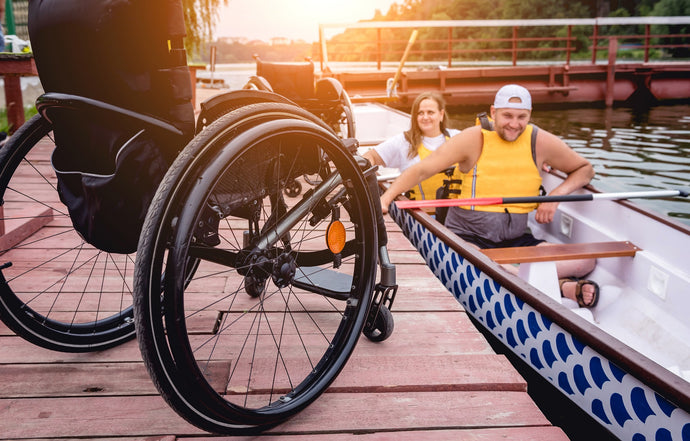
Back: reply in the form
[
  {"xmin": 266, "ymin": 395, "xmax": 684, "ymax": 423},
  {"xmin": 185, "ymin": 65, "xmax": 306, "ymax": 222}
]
[{"xmin": 218, "ymin": 0, "xmax": 396, "ymax": 42}]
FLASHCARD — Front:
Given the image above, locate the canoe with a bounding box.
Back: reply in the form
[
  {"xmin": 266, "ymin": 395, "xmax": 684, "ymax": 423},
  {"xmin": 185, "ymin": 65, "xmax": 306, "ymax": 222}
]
[{"xmin": 354, "ymin": 102, "xmax": 690, "ymax": 440}]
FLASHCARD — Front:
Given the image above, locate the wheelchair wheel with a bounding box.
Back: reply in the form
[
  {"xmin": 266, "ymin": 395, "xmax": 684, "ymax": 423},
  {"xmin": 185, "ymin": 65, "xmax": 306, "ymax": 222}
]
[
  {"xmin": 196, "ymin": 89, "xmax": 294, "ymax": 134},
  {"xmin": 314, "ymin": 79, "xmax": 356, "ymax": 139},
  {"xmin": 242, "ymin": 75, "xmax": 273, "ymax": 92},
  {"xmin": 337, "ymin": 91, "xmax": 356, "ymax": 139},
  {"xmin": 0, "ymin": 115, "xmax": 136, "ymax": 352},
  {"xmin": 134, "ymin": 103, "xmax": 378, "ymax": 433}
]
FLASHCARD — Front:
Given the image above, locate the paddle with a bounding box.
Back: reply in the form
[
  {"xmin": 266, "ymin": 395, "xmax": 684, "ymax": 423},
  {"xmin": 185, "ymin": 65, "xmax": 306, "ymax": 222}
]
[{"xmin": 395, "ymin": 189, "xmax": 690, "ymax": 209}]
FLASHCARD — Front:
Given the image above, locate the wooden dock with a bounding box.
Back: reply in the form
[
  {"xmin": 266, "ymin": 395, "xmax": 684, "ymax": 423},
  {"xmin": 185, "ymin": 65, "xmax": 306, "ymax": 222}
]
[
  {"xmin": 0, "ymin": 88, "xmax": 568, "ymax": 439},
  {"xmin": 0, "ymin": 212, "xmax": 568, "ymax": 440}
]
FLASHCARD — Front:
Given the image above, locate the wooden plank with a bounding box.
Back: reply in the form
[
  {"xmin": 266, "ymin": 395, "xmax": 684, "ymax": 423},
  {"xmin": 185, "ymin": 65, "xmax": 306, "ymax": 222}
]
[
  {"xmin": 0, "ymin": 362, "xmax": 157, "ymax": 398},
  {"xmin": 222, "ymin": 353, "xmax": 524, "ymax": 396},
  {"xmin": 480, "ymin": 240, "xmax": 640, "ymax": 263},
  {"xmin": 0, "ymin": 54, "xmax": 38, "ymax": 75},
  {"xmin": 331, "ymin": 354, "xmax": 526, "ymax": 393},
  {"xmin": 0, "ymin": 321, "xmax": 13, "ymax": 336},
  {"xmin": 354, "ymin": 328, "xmax": 495, "ymax": 357},
  {"xmin": 0, "ymin": 361, "xmax": 234, "ymax": 399},
  {"xmin": 2, "ymin": 349, "xmax": 513, "ymax": 399},
  {"xmin": 0, "ymin": 336, "xmax": 144, "ymax": 364},
  {"xmin": 187, "ymin": 427, "xmax": 569, "ymax": 440},
  {"xmin": 387, "ymin": 250, "xmax": 429, "ymax": 264},
  {"xmin": 0, "ymin": 395, "xmax": 204, "ymax": 438},
  {"xmin": 265, "ymin": 391, "xmax": 556, "ymax": 435},
  {"xmin": 390, "ymin": 294, "xmax": 469, "ymax": 312},
  {"xmin": 371, "ymin": 311, "xmax": 472, "ymax": 333},
  {"xmin": 0, "ymin": 204, "xmax": 52, "ymax": 240},
  {"xmin": 0, "ymin": 391, "xmax": 559, "ymax": 439}
]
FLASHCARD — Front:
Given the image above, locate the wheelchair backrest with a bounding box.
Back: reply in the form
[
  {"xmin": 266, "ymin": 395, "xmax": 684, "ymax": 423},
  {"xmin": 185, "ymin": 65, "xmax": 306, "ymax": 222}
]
[
  {"xmin": 29, "ymin": 0, "xmax": 194, "ymax": 136},
  {"xmin": 256, "ymin": 59, "xmax": 315, "ymax": 102},
  {"xmin": 27, "ymin": 0, "xmax": 195, "ymax": 254}
]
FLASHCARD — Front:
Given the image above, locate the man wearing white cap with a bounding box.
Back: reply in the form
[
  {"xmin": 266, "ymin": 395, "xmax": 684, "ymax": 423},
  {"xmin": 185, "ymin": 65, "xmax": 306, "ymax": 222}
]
[{"xmin": 379, "ymin": 84, "xmax": 599, "ymax": 307}]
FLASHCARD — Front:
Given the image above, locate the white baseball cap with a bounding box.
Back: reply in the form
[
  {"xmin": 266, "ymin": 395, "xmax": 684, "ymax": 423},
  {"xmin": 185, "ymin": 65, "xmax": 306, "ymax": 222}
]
[{"xmin": 493, "ymin": 84, "xmax": 532, "ymax": 110}]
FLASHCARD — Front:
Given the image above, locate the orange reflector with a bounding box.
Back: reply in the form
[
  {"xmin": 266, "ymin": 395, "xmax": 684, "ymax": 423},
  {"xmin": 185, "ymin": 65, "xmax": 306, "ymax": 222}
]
[{"xmin": 326, "ymin": 220, "xmax": 346, "ymax": 254}]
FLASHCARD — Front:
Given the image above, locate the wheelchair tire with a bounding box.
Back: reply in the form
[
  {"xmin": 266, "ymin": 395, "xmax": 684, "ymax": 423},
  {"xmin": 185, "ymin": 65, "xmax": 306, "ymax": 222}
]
[
  {"xmin": 242, "ymin": 75, "xmax": 273, "ymax": 92},
  {"xmin": 0, "ymin": 115, "xmax": 136, "ymax": 352},
  {"xmin": 134, "ymin": 103, "xmax": 378, "ymax": 434},
  {"xmin": 195, "ymin": 89, "xmax": 295, "ymax": 133}
]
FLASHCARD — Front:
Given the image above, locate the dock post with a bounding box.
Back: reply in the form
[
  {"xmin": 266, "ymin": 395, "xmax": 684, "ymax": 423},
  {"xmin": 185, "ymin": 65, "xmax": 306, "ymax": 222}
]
[
  {"xmin": 606, "ymin": 38, "xmax": 618, "ymax": 107},
  {"xmin": 319, "ymin": 25, "xmax": 328, "ymax": 72},
  {"xmin": 566, "ymin": 25, "xmax": 572, "ymax": 66},
  {"xmin": 644, "ymin": 24, "xmax": 651, "ymax": 62},
  {"xmin": 512, "ymin": 26, "xmax": 518, "ymax": 66},
  {"xmin": 447, "ymin": 27, "xmax": 453, "ymax": 68},
  {"xmin": 591, "ymin": 24, "xmax": 599, "ymax": 64},
  {"xmin": 377, "ymin": 29, "xmax": 382, "ymax": 70}
]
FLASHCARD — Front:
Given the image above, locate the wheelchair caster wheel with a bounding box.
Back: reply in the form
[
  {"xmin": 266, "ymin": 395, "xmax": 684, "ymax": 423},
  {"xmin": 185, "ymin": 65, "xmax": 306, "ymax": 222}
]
[
  {"xmin": 363, "ymin": 305, "xmax": 394, "ymax": 342},
  {"xmin": 284, "ymin": 178, "xmax": 302, "ymax": 197}
]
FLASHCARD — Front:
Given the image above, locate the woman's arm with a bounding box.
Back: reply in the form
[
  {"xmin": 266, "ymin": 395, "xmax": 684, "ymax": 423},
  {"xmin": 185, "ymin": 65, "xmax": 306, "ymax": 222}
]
[{"xmin": 380, "ymin": 126, "xmax": 482, "ymax": 213}]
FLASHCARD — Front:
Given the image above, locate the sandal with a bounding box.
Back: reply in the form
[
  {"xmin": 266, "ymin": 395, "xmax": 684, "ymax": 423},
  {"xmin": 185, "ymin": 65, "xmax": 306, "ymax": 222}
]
[{"xmin": 559, "ymin": 277, "xmax": 600, "ymax": 308}]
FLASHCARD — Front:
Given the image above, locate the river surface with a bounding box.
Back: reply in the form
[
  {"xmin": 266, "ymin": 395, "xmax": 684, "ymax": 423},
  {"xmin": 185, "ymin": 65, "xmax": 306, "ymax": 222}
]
[{"xmin": 204, "ymin": 63, "xmax": 690, "ymax": 226}]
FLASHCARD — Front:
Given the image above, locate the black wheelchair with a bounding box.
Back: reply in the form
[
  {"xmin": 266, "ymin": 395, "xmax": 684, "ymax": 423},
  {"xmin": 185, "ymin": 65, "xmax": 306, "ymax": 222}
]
[
  {"xmin": 0, "ymin": 0, "xmax": 396, "ymax": 434},
  {"xmin": 245, "ymin": 55, "xmax": 356, "ymax": 139}
]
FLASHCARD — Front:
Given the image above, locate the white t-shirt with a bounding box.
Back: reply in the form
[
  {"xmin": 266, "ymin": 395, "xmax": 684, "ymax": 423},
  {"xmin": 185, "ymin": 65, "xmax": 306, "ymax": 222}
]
[{"xmin": 373, "ymin": 130, "xmax": 461, "ymax": 172}]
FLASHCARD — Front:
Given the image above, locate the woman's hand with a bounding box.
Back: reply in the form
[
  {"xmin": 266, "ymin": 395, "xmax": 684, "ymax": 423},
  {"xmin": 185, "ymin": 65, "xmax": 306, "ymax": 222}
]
[{"xmin": 380, "ymin": 193, "xmax": 393, "ymax": 214}]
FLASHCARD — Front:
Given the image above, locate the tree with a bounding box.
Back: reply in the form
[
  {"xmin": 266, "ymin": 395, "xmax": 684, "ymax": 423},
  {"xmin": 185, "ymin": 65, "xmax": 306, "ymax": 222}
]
[
  {"xmin": 650, "ymin": 0, "xmax": 690, "ymax": 18},
  {"xmin": 650, "ymin": 0, "xmax": 690, "ymax": 57},
  {"xmin": 183, "ymin": 0, "xmax": 229, "ymax": 56}
]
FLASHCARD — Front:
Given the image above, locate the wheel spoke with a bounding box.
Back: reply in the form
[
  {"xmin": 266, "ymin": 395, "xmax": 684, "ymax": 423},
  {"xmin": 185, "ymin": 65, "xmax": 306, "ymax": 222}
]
[{"xmin": 0, "ymin": 115, "xmax": 136, "ymax": 351}]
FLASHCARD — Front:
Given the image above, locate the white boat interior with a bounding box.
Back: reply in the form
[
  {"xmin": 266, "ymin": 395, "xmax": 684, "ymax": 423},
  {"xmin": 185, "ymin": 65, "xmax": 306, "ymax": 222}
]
[{"xmin": 532, "ymin": 172, "xmax": 690, "ymax": 381}]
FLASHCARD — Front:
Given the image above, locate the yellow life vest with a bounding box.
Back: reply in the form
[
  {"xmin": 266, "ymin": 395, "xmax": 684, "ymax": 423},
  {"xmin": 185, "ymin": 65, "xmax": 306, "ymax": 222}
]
[
  {"xmin": 407, "ymin": 136, "xmax": 463, "ymax": 200},
  {"xmin": 453, "ymin": 124, "xmax": 542, "ymax": 213}
]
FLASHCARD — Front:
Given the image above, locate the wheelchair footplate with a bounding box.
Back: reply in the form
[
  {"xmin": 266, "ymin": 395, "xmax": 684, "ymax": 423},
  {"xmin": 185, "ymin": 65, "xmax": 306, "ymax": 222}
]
[{"xmin": 293, "ymin": 266, "xmax": 353, "ymax": 301}]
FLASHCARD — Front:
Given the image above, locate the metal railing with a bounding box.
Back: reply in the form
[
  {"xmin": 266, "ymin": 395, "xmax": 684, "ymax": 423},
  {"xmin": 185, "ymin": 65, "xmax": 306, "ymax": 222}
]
[{"xmin": 317, "ymin": 17, "xmax": 690, "ymax": 71}]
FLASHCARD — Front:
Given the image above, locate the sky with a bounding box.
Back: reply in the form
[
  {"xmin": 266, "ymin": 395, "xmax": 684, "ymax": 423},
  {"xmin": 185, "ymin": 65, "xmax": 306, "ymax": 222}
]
[{"xmin": 216, "ymin": 0, "xmax": 399, "ymax": 42}]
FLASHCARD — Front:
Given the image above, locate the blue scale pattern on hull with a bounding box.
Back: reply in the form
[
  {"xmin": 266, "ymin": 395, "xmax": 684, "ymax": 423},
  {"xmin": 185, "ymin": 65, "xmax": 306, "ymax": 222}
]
[{"xmin": 389, "ymin": 204, "xmax": 690, "ymax": 441}]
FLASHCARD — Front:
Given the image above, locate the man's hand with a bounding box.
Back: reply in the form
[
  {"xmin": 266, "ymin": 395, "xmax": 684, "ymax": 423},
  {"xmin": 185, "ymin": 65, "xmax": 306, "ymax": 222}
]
[{"xmin": 534, "ymin": 201, "xmax": 558, "ymax": 224}]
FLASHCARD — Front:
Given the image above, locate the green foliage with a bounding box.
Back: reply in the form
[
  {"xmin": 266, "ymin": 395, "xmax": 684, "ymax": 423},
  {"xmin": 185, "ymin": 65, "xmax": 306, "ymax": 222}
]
[
  {"xmin": 650, "ymin": 0, "xmax": 690, "ymax": 57},
  {"xmin": 0, "ymin": 106, "xmax": 37, "ymax": 135},
  {"xmin": 182, "ymin": 0, "xmax": 229, "ymax": 57},
  {"xmin": 197, "ymin": 40, "xmax": 315, "ymax": 63},
  {"xmin": 201, "ymin": 0, "xmax": 689, "ymax": 63}
]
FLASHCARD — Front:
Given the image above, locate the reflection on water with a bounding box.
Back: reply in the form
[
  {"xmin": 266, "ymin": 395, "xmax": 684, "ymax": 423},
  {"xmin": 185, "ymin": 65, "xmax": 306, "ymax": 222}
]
[{"xmin": 449, "ymin": 105, "xmax": 690, "ymax": 225}]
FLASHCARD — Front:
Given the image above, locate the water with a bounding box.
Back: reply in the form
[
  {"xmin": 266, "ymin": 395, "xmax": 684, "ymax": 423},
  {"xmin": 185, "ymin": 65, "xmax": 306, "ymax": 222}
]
[{"xmin": 203, "ymin": 63, "xmax": 690, "ymax": 226}]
